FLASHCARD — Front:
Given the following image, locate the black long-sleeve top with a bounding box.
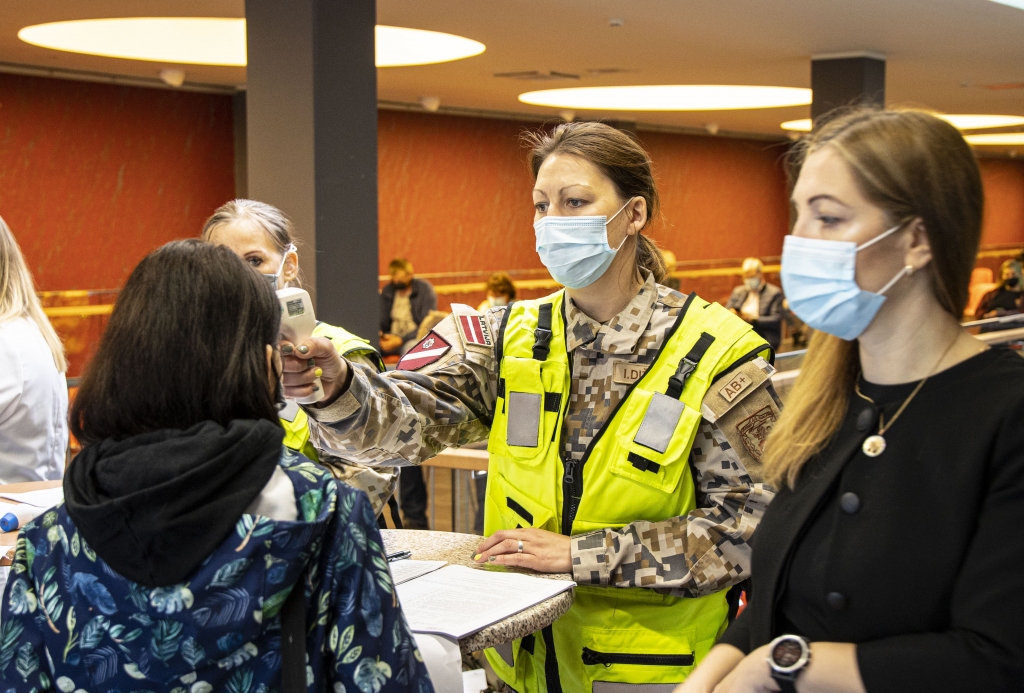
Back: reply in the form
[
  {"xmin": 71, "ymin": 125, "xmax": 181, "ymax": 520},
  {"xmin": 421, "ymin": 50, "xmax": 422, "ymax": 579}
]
[{"xmin": 721, "ymin": 347, "xmax": 1024, "ymax": 693}]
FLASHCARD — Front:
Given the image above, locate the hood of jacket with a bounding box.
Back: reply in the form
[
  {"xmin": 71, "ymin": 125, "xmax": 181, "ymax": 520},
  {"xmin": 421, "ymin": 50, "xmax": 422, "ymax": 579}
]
[{"xmin": 64, "ymin": 419, "xmax": 283, "ymax": 587}]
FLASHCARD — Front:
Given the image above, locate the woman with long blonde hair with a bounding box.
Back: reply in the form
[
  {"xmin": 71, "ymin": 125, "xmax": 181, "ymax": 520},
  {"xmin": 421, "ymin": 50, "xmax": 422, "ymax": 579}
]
[
  {"xmin": 678, "ymin": 109, "xmax": 1024, "ymax": 693},
  {"xmin": 0, "ymin": 215, "xmax": 68, "ymax": 481}
]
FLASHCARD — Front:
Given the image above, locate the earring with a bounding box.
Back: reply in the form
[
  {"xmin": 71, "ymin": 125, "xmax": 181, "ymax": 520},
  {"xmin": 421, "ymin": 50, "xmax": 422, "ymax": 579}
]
[{"xmin": 906, "ymin": 265, "xmax": 915, "ymax": 277}]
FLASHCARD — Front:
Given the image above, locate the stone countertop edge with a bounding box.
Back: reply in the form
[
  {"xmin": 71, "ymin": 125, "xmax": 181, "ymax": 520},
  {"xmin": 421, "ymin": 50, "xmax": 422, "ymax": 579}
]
[{"xmin": 382, "ymin": 529, "xmax": 575, "ymax": 654}]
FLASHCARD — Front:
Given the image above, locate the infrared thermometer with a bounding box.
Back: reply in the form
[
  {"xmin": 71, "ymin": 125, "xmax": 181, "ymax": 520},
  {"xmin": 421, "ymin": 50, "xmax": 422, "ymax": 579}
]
[{"xmin": 277, "ymin": 287, "xmax": 324, "ymax": 405}]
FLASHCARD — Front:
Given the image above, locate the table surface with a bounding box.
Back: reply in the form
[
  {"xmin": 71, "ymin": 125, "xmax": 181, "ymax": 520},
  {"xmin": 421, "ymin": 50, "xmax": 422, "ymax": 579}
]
[
  {"xmin": 382, "ymin": 529, "xmax": 574, "ymax": 654},
  {"xmin": 0, "ymin": 480, "xmax": 63, "ymax": 552}
]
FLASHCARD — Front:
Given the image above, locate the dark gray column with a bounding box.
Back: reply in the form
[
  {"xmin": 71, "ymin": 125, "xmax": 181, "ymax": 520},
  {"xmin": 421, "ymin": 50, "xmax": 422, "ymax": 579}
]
[
  {"xmin": 245, "ymin": 0, "xmax": 380, "ymax": 341},
  {"xmin": 232, "ymin": 91, "xmax": 247, "ymax": 198},
  {"xmin": 811, "ymin": 53, "xmax": 886, "ymax": 123}
]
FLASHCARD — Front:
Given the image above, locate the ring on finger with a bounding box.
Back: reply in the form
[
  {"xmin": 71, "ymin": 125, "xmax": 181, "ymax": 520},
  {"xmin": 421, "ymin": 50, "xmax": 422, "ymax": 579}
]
[{"xmin": 517, "ymin": 540, "xmax": 524, "ymax": 554}]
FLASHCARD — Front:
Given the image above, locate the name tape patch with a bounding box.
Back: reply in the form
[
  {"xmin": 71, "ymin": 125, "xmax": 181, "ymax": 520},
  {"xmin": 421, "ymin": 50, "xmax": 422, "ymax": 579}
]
[
  {"xmin": 613, "ymin": 362, "xmax": 649, "ymax": 385},
  {"xmin": 719, "ymin": 372, "xmax": 753, "ymax": 403},
  {"xmin": 397, "ymin": 331, "xmax": 451, "ymax": 371},
  {"xmin": 457, "ymin": 314, "xmax": 493, "ymax": 348}
]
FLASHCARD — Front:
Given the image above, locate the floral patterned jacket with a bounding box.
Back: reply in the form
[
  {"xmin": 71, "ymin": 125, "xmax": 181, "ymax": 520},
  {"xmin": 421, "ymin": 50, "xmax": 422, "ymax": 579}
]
[{"xmin": 0, "ymin": 449, "xmax": 433, "ymax": 693}]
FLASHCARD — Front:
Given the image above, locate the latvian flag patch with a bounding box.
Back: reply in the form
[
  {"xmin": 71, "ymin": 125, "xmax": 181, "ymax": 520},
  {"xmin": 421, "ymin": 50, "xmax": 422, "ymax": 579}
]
[
  {"xmin": 456, "ymin": 314, "xmax": 493, "ymax": 347},
  {"xmin": 397, "ymin": 332, "xmax": 451, "ymax": 371}
]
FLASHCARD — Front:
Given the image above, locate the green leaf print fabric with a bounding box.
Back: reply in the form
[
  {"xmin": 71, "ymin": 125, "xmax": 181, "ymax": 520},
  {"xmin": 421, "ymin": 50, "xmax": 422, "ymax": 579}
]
[{"xmin": 0, "ymin": 448, "xmax": 433, "ymax": 693}]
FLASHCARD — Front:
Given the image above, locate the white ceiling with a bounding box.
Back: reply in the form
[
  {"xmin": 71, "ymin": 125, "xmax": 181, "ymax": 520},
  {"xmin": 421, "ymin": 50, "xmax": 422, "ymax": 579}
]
[{"xmin": 2, "ymin": 0, "xmax": 1024, "ymax": 141}]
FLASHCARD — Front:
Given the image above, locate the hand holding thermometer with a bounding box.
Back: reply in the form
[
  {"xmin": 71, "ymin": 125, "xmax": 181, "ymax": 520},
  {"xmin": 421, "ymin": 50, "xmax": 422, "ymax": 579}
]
[{"xmin": 276, "ymin": 287, "xmax": 325, "ymax": 405}]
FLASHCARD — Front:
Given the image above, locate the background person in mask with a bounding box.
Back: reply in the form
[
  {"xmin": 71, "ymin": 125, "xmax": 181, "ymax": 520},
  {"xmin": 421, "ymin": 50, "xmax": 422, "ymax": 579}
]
[
  {"xmin": 477, "ymin": 271, "xmax": 517, "ymax": 311},
  {"xmin": 679, "ymin": 109, "xmax": 1024, "ymax": 693},
  {"xmin": 0, "ymin": 240, "xmax": 430, "ymax": 693},
  {"xmin": 726, "ymin": 257, "xmax": 784, "ymax": 351},
  {"xmin": 202, "ymin": 200, "xmax": 400, "ymax": 523},
  {"xmin": 974, "ymin": 259, "xmax": 1023, "ymax": 320},
  {"xmin": 379, "ymin": 258, "xmax": 437, "ymax": 356},
  {"xmin": 282, "ymin": 121, "xmax": 780, "ymax": 692}
]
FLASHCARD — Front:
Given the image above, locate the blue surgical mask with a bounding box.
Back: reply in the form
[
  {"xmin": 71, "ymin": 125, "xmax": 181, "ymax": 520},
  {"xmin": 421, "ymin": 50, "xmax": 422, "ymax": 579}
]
[
  {"xmin": 263, "ymin": 244, "xmax": 294, "ymax": 290},
  {"xmin": 534, "ymin": 200, "xmax": 632, "ymax": 289},
  {"xmin": 780, "ymin": 224, "xmax": 909, "ymax": 340}
]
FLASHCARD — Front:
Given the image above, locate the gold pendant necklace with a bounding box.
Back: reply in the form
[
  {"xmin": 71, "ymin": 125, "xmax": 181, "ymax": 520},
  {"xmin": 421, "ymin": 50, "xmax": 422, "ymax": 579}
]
[{"xmin": 854, "ymin": 335, "xmax": 960, "ymax": 458}]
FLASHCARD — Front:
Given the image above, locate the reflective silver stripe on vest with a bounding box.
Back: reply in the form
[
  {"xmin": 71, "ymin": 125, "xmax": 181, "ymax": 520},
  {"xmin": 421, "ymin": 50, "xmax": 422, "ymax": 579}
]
[
  {"xmin": 633, "ymin": 393, "xmax": 686, "ymax": 454},
  {"xmin": 592, "ymin": 683, "xmax": 679, "ymax": 693},
  {"xmin": 507, "ymin": 392, "xmax": 542, "ymax": 447}
]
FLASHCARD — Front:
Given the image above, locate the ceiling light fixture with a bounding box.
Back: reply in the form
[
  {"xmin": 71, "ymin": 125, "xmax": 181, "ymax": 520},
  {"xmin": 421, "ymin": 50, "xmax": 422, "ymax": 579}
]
[
  {"xmin": 964, "ymin": 133, "xmax": 1024, "ymax": 146},
  {"xmin": 781, "ymin": 119, "xmax": 812, "ymax": 131},
  {"xmin": 781, "ymin": 114, "xmax": 1024, "ymax": 132},
  {"xmin": 988, "ymin": 0, "xmax": 1024, "ymax": 9},
  {"xmin": 939, "ymin": 114, "xmax": 1024, "ymax": 130},
  {"xmin": 18, "ymin": 18, "xmax": 484, "ymax": 67},
  {"xmin": 375, "ymin": 26, "xmax": 485, "ymax": 67},
  {"xmin": 519, "ymin": 85, "xmax": 812, "ymax": 111}
]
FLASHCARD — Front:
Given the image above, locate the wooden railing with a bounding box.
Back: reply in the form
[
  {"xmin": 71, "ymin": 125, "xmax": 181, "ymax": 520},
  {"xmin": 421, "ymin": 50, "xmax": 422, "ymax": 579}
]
[{"xmin": 37, "ymin": 244, "xmax": 1023, "ymax": 314}]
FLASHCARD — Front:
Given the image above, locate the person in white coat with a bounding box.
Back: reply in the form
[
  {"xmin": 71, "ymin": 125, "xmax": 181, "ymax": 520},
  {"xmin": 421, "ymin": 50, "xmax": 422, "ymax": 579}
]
[{"xmin": 0, "ymin": 215, "xmax": 68, "ymax": 482}]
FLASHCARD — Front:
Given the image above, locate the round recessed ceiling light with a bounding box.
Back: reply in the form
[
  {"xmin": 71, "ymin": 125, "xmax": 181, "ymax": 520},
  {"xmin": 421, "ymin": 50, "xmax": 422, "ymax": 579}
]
[
  {"xmin": 375, "ymin": 26, "xmax": 485, "ymax": 67},
  {"xmin": 781, "ymin": 119, "xmax": 812, "ymax": 132},
  {"xmin": 989, "ymin": 0, "xmax": 1024, "ymax": 9},
  {"xmin": 939, "ymin": 114, "xmax": 1024, "ymax": 130},
  {"xmin": 964, "ymin": 133, "xmax": 1024, "ymax": 146},
  {"xmin": 18, "ymin": 18, "xmax": 484, "ymax": 68},
  {"xmin": 780, "ymin": 114, "xmax": 1024, "ymax": 132},
  {"xmin": 519, "ymin": 85, "xmax": 812, "ymax": 111},
  {"xmin": 19, "ymin": 18, "xmax": 247, "ymax": 65}
]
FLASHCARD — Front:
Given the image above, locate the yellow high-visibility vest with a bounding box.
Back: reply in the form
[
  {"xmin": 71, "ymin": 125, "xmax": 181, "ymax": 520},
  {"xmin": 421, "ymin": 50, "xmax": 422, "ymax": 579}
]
[{"xmin": 485, "ymin": 290, "xmax": 770, "ymax": 692}]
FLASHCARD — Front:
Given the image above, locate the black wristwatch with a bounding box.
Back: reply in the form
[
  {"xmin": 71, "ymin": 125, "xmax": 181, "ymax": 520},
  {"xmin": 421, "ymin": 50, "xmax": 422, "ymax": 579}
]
[{"xmin": 765, "ymin": 634, "xmax": 811, "ymax": 693}]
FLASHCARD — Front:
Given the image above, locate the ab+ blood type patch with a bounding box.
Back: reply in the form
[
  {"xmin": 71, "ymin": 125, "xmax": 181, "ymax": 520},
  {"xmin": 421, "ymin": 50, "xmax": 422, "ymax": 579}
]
[{"xmin": 396, "ymin": 332, "xmax": 451, "ymax": 371}]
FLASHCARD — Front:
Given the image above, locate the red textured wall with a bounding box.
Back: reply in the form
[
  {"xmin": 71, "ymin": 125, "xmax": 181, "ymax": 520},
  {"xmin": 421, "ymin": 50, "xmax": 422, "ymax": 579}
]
[
  {"xmin": 639, "ymin": 131, "xmax": 791, "ymax": 260},
  {"xmin": 4, "ymin": 77, "xmax": 1023, "ymax": 375},
  {"xmin": 378, "ymin": 110, "xmax": 539, "ymax": 276},
  {"xmin": 377, "ymin": 111, "xmax": 793, "ymax": 275},
  {"xmin": 0, "ymin": 73, "xmax": 235, "ymax": 375},
  {"xmin": 0, "ymin": 73, "xmax": 235, "ymax": 290},
  {"xmin": 979, "ymin": 158, "xmax": 1024, "ymax": 246}
]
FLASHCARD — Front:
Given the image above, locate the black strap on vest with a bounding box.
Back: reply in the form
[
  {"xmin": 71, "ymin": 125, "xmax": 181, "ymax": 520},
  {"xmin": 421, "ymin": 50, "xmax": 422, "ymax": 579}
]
[
  {"xmin": 628, "ymin": 452, "xmax": 661, "ymax": 474},
  {"xmin": 533, "ymin": 303, "xmax": 553, "ymax": 361},
  {"xmin": 541, "ymin": 625, "xmax": 563, "ymax": 693},
  {"xmin": 665, "ymin": 332, "xmax": 716, "ymax": 400},
  {"xmin": 280, "ymin": 584, "xmax": 307, "ymax": 693}
]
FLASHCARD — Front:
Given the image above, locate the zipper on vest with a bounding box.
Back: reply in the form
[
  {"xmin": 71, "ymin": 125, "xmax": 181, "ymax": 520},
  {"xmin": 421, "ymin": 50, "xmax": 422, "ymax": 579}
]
[
  {"xmin": 581, "ymin": 647, "xmax": 694, "ymax": 668},
  {"xmin": 561, "ymin": 452, "xmax": 581, "ymax": 535},
  {"xmin": 559, "ymin": 345, "xmax": 578, "ymax": 536}
]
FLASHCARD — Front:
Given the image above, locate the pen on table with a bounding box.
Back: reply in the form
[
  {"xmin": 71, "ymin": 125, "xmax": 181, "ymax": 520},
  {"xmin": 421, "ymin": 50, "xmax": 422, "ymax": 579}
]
[{"xmin": 386, "ymin": 550, "xmax": 412, "ymax": 562}]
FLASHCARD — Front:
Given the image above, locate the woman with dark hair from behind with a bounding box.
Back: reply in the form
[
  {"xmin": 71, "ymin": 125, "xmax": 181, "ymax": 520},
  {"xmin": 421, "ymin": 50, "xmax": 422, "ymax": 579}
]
[
  {"xmin": 678, "ymin": 109, "xmax": 1024, "ymax": 692},
  {"xmin": 0, "ymin": 241, "xmax": 431, "ymax": 693}
]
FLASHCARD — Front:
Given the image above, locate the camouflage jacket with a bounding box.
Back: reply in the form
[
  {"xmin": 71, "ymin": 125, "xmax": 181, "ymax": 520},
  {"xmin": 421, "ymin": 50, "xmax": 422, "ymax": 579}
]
[{"xmin": 307, "ymin": 275, "xmax": 779, "ymax": 597}]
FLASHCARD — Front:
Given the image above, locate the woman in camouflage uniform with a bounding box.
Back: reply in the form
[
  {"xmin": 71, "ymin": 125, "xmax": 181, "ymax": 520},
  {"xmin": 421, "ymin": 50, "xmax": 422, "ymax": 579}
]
[{"xmin": 283, "ymin": 123, "xmax": 781, "ymax": 692}]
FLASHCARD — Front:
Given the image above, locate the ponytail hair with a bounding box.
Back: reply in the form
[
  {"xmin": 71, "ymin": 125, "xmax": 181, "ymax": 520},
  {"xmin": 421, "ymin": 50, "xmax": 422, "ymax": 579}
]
[{"xmin": 524, "ymin": 122, "xmax": 668, "ymax": 284}]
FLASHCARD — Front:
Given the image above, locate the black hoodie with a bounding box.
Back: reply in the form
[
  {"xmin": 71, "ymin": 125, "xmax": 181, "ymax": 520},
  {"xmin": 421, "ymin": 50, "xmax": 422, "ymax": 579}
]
[{"xmin": 64, "ymin": 419, "xmax": 283, "ymax": 587}]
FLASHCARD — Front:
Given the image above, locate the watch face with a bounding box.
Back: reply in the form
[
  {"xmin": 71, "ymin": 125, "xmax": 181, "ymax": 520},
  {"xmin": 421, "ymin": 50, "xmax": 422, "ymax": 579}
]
[{"xmin": 772, "ymin": 640, "xmax": 804, "ymax": 668}]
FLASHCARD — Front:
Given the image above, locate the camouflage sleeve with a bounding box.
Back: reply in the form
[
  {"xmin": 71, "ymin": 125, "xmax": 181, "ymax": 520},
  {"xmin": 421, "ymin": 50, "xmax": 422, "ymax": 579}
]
[
  {"xmin": 311, "ymin": 346, "xmax": 400, "ymax": 514},
  {"xmin": 570, "ymin": 362, "xmax": 780, "ymax": 597},
  {"xmin": 305, "ymin": 307, "xmax": 504, "ymax": 468}
]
